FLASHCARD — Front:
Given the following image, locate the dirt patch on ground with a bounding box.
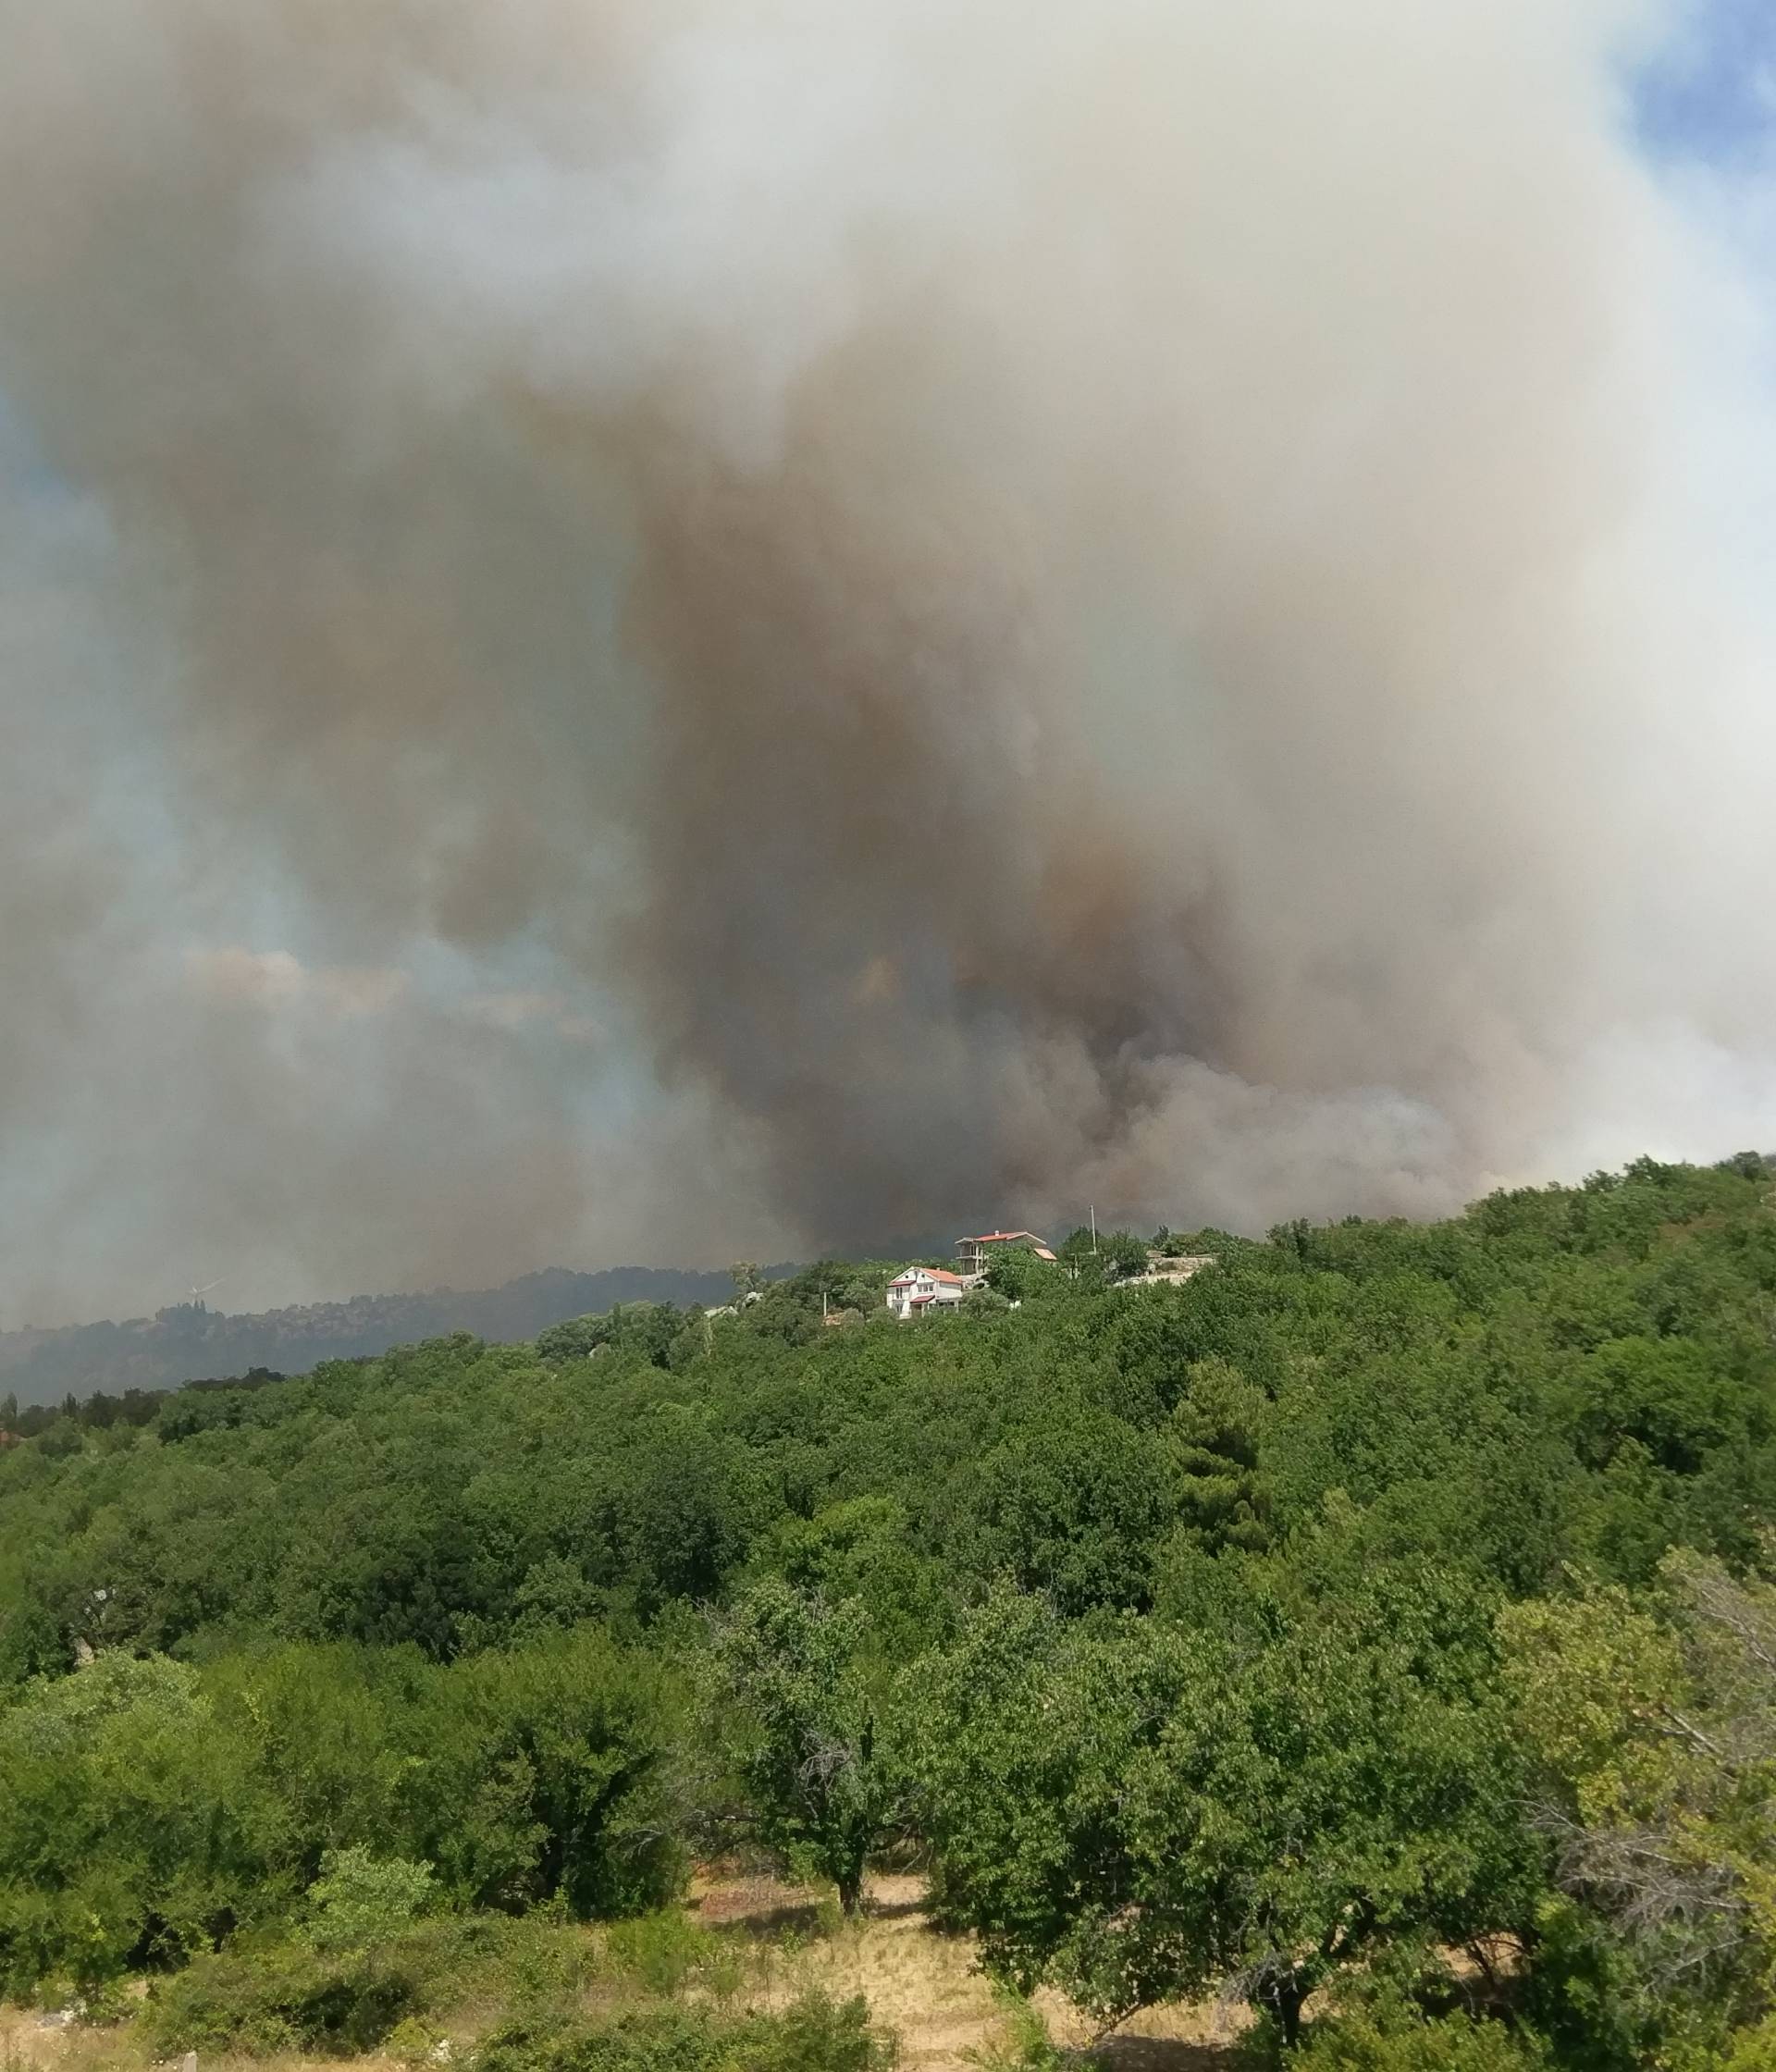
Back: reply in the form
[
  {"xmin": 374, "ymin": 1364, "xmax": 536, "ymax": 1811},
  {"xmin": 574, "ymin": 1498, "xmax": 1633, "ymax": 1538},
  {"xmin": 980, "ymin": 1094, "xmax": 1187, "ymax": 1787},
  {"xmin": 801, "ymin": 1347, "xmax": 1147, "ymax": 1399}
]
[
  {"xmin": 689, "ymin": 1868, "xmax": 1006, "ymax": 2068},
  {"xmin": 691, "ymin": 1868, "xmax": 1250, "ymax": 2071},
  {"xmin": 1045, "ymin": 1997, "xmax": 1252, "ymax": 2070}
]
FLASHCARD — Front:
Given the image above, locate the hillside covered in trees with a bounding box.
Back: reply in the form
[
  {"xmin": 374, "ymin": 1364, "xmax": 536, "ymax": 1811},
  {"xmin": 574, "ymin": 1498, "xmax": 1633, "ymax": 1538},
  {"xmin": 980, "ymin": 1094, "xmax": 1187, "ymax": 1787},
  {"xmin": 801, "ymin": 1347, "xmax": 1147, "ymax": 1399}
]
[
  {"xmin": 5, "ymin": 1157, "xmax": 1776, "ymax": 2068},
  {"xmin": 0, "ymin": 1265, "xmax": 746, "ymax": 1412}
]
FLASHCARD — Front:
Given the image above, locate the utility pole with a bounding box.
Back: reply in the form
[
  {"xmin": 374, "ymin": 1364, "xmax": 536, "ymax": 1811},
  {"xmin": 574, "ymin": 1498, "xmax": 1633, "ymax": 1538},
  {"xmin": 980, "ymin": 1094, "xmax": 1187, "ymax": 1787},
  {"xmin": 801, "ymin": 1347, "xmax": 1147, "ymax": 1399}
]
[{"xmin": 1091, "ymin": 1203, "xmax": 1098, "ymax": 1255}]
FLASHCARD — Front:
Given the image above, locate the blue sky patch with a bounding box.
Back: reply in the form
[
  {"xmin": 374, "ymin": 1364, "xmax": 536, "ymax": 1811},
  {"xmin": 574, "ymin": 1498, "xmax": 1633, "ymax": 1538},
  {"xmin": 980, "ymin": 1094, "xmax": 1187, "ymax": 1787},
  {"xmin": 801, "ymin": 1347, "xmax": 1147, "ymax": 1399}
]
[{"xmin": 1634, "ymin": 0, "xmax": 1776, "ymax": 165}]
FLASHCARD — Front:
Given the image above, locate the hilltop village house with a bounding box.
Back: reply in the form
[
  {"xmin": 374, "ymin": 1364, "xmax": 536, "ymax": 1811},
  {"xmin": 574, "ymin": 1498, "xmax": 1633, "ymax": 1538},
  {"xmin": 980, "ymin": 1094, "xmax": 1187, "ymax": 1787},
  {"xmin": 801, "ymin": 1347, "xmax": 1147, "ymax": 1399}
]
[
  {"xmin": 1141, "ymin": 1251, "xmax": 1217, "ymax": 1287},
  {"xmin": 887, "ymin": 1227, "xmax": 1219, "ymax": 1319},
  {"xmin": 884, "ymin": 1264, "xmax": 971, "ymax": 1319},
  {"xmin": 954, "ymin": 1229, "xmax": 1059, "ymax": 1272},
  {"xmin": 886, "ymin": 1230, "xmax": 1061, "ymax": 1319}
]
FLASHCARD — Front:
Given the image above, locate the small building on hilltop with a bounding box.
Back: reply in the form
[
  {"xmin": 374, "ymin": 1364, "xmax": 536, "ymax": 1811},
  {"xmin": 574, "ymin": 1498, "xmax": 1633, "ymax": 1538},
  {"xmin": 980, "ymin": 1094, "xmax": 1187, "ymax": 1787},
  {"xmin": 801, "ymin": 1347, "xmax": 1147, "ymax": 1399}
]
[
  {"xmin": 1140, "ymin": 1251, "xmax": 1218, "ymax": 1287},
  {"xmin": 886, "ymin": 1265, "xmax": 970, "ymax": 1320},
  {"xmin": 955, "ymin": 1229, "xmax": 1059, "ymax": 1274}
]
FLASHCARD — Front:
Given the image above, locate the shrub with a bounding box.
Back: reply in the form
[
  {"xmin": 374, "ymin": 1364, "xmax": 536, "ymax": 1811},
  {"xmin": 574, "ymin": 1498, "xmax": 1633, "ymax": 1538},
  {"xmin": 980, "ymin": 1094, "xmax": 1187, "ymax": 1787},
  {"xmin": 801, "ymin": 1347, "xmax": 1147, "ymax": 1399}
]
[
  {"xmin": 141, "ymin": 1938, "xmax": 418, "ymax": 2056},
  {"xmin": 763, "ymin": 1992, "xmax": 894, "ymax": 2072},
  {"xmin": 0, "ymin": 1652, "xmax": 276, "ymax": 1994},
  {"xmin": 138, "ymin": 1910, "xmax": 597, "ymax": 2056},
  {"xmin": 385, "ymin": 2015, "xmax": 450, "ymax": 2064},
  {"xmin": 478, "ymin": 1992, "xmax": 894, "ymax": 2072},
  {"xmin": 602, "ymin": 1912, "xmax": 721, "ymax": 1997},
  {"xmin": 305, "ymin": 1847, "xmax": 439, "ymax": 1955},
  {"xmin": 1294, "ymin": 2007, "xmax": 1548, "ymax": 2071}
]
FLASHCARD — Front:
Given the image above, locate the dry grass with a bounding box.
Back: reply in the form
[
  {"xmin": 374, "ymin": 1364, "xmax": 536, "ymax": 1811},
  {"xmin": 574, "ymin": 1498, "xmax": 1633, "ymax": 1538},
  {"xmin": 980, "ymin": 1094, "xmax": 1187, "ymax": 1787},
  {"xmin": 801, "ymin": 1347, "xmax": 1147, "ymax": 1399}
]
[
  {"xmin": 689, "ymin": 1870, "xmax": 1251, "ymax": 2071},
  {"xmin": 693, "ymin": 1871, "xmax": 1012, "ymax": 2069},
  {"xmin": 1, "ymin": 1873, "xmax": 1250, "ymax": 2072},
  {"xmin": 0, "ymin": 2004, "xmax": 132, "ymax": 2072},
  {"xmin": 1041, "ymin": 1992, "xmax": 1252, "ymax": 2072}
]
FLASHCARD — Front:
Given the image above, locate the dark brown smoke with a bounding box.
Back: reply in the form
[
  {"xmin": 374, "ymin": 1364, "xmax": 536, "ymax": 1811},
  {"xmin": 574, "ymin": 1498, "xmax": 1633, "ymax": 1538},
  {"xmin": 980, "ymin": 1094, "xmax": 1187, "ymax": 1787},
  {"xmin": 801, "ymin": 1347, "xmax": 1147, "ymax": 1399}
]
[
  {"xmin": 0, "ymin": 0, "xmax": 1772, "ymax": 1318},
  {"xmin": 619, "ymin": 376, "xmax": 1236, "ymax": 1245}
]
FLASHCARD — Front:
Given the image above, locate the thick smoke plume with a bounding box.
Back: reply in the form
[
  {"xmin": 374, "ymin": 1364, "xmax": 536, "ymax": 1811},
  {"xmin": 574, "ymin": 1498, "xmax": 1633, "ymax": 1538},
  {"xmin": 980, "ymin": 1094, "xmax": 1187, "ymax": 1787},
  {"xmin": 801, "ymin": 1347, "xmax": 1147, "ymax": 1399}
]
[{"xmin": 0, "ymin": 0, "xmax": 1773, "ymax": 1317}]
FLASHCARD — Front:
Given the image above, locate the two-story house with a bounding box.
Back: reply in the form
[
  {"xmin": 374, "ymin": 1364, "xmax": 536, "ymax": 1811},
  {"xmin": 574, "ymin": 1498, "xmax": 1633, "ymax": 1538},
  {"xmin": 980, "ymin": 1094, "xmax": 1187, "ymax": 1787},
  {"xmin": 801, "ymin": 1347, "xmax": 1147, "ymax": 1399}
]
[
  {"xmin": 885, "ymin": 1264, "xmax": 969, "ymax": 1319},
  {"xmin": 954, "ymin": 1229, "xmax": 1059, "ymax": 1273}
]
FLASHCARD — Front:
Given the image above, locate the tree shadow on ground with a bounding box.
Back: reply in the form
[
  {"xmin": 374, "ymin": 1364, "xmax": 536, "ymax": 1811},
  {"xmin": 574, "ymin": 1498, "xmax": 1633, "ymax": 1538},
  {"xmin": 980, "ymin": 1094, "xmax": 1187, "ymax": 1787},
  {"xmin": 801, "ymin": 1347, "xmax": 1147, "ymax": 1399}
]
[
  {"xmin": 1093, "ymin": 2040, "xmax": 1246, "ymax": 2072},
  {"xmin": 705, "ymin": 1898, "xmax": 831, "ymax": 1941}
]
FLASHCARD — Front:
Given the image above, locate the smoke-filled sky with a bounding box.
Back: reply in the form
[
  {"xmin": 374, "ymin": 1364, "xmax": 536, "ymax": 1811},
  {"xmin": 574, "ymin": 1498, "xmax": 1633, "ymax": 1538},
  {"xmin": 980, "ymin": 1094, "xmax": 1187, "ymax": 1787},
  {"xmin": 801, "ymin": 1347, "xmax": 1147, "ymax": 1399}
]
[{"xmin": 2, "ymin": 0, "xmax": 1775, "ymax": 1326}]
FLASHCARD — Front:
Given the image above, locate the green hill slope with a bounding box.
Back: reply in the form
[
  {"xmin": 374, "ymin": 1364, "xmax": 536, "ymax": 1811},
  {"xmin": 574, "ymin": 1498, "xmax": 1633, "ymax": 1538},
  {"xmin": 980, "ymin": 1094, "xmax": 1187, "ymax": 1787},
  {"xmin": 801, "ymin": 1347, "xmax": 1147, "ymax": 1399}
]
[{"xmin": 4, "ymin": 1156, "xmax": 1776, "ymax": 2065}]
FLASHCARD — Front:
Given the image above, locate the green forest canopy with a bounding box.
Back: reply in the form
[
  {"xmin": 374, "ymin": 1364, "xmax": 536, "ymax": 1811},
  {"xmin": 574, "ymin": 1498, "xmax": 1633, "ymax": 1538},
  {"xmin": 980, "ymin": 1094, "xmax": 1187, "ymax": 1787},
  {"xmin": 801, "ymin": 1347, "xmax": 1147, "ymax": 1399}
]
[{"xmin": 5, "ymin": 1154, "xmax": 1776, "ymax": 2066}]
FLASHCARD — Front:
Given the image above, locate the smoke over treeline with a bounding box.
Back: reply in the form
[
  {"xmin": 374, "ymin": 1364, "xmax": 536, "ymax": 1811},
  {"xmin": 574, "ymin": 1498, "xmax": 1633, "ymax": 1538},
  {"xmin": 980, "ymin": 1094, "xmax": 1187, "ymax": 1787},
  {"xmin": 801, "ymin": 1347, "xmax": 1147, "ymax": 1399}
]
[{"xmin": 0, "ymin": 0, "xmax": 1773, "ymax": 1321}]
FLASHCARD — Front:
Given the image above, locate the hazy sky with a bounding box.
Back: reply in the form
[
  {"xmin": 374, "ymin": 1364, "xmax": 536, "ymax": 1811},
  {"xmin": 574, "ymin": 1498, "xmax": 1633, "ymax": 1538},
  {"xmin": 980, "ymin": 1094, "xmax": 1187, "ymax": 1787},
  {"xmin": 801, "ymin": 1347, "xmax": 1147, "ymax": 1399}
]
[{"xmin": 1, "ymin": 0, "xmax": 1774, "ymax": 1326}]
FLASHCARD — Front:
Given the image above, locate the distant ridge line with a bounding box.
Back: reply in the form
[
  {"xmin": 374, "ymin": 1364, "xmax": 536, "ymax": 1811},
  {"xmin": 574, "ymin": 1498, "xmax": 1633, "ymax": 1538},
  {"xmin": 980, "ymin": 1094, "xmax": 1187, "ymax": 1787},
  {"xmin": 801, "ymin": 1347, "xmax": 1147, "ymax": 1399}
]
[{"xmin": 0, "ymin": 1264, "xmax": 797, "ymax": 1410}]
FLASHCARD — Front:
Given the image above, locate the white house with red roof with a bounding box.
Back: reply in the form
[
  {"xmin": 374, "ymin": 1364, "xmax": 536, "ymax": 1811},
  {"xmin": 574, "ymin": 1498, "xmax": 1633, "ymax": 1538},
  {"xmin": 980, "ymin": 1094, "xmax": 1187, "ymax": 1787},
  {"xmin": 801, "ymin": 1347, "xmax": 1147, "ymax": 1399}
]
[{"xmin": 885, "ymin": 1264, "xmax": 970, "ymax": 1320}]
